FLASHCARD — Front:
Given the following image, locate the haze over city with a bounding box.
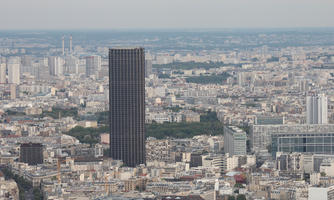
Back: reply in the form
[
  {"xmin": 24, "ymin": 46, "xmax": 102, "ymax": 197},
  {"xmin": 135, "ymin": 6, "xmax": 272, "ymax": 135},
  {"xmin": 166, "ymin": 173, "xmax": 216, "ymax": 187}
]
[
  {"xmin": 1, "ymin": 1, "xmax": 334, "ymax": 200},
  {"xmin": 1, "ymin": 0, "xmax": 334, "ymax": 30}
]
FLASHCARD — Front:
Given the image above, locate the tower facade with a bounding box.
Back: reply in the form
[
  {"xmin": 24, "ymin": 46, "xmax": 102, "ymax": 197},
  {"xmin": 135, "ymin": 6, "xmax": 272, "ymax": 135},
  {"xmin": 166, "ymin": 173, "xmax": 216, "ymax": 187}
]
[
  {"xmin": 62, "ymin": 35, "xmax": 65, "ymax": 56},
  {"xmin": 7, "ymin": 57, "xmax": 20, "ymax": 85},
  {"xmin": 20, "ymin": 143, "xmax": 44, "ymax": 165},
  {"xmin": 69, "ymin": 35, "xmax": 73, "ymax": 54},
  {"xmin": 306, "ymin": 94, "xmax": 328, "ymax": 124},
  {"xmin": 109, "ymin": 47, "xmax": 145, "ymax": 167},
  {"xmin": 48, "ymin": 56, "xmax": 64, "ymax": 77},
  {"xmin": 85, "ymin": 55, "xmax": 101, "ymax": 77},
  {"xmin": 0, "ymin": 63, "xmax": 6, "ymax": 83}
]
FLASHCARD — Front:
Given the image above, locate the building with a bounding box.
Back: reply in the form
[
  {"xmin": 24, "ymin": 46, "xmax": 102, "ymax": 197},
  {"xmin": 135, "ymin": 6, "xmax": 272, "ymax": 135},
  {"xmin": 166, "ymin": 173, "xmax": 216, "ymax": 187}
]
[
  {"xmin": 20, "ymin": 143, "xmax": 44, "ymax": 165},
  {"xmin": 308, "ymin": 185, "xmax": 334, "ymax": 200},
  {"xmin": 271, "ymin": 125, "xmax": 334, "ymax": 158},
  {"xmin": 190, "ymin": 153, "xmax": 202, "ymax": 167},
  {"xmin": 48, "ymin": 56, "xmax": 64, "ymax": 76},
  {"xmin": 0, "ymin": 172, "xmax": 19, "ymax": 200},
  {"xmin": 145, "ymin": 59, "xmax": 152, "ymax": 77},
  {"xmin": 65, "ymin": 55, "xmax": 79, "ymax": 74},
  {"xmin": 69, "ymin": 35, "xmax": 73, "ymax": 54},
  {"xmin": 251, "ymin": 124, "xmax": 334, "ymax": 153},
  {"xmin": 7, "ymin": 57, "xmax": 20, "ymax": 85},
  {"xmin": 224, "ymin": 126, "xmax": 247, "ymax": 156},
  {"xmin": 0, "ymin": 63, "xmax": 6, "ymax": 83},
  {"xmin": 307, "ymin": 94, "xmax": 328, "ymax": 124},
  {"xmin": 255, "ymin": 115, "xmax": 284, "ymax": 125},
  {"xmin": 85, "ymin": 55, "xmax": 101, "ymax": 77},
  {"xmin": 109, "ymin": 47, "xmax": 146, "ymax": 167}
]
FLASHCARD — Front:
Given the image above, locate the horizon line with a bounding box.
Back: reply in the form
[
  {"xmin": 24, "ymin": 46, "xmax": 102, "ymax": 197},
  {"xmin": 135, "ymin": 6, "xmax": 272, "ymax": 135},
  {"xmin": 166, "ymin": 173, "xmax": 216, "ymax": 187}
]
[{"xmin": 1, "ymin": 26, "xmax": 334, "ymax": 32}]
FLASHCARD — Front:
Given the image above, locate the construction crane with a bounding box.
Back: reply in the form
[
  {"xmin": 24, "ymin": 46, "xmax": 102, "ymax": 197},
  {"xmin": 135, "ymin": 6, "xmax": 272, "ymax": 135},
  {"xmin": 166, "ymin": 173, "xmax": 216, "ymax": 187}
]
[{"xmin": 57, "ymin": 157, "xmax": 66, "ymax": 184}]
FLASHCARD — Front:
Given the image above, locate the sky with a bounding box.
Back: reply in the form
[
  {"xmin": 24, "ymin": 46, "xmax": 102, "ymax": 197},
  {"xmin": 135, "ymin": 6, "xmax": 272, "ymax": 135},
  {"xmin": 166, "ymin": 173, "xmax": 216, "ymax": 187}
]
[{"xmin": 1, "ymin": 0, "xmax": 334, "ymax": 30}]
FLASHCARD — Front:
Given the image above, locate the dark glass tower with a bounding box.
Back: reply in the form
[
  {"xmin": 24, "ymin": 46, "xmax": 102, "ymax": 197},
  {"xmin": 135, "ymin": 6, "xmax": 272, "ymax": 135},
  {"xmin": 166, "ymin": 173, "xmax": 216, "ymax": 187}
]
[{"xmin": 109, "ymin": 47, "xmax": 146, "ymax": 167}]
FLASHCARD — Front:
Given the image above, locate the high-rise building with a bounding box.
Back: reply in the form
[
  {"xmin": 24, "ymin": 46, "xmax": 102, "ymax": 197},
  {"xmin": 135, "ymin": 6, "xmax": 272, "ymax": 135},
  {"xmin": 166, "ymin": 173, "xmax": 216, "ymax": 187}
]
[
  {"xmin": 85, "ymin": 55, "xmax": 101, "ymax": 77},
  {"xmin": 307, "ymin": 94, "xmax": 328, "ymax": 124},
  {"xmin": 109, "ymin": 47, "xmax": 146, "ymax": 167},
  {"xmin": 0, "ymin": 63, "xmax": 6, "ymax": 83},
  {"xmin": 48, "ymin": 56, "xmax": 64, "ymax": 76},
  {"xmin": 65, "ymin": 56, "xmax": 79, "ymax": 74},
  {"xmin": 20, "ymin": 143, "xmax": 44, "ymax": 165},
  {"xmin": 69, "ymin": 35, "xmax": 73, "ymax": 54},
  {"xmin": 62, "ymin": 35, "xmax": 65, "ymax": 56},
  {"xmin": 7, "ymin": 57, "xmax": 20, "ymax": 85},
  {"xmin": 145, "ymin": 59, "xmax": 152, "ymax": 78},
  {"xmin": 224, "ymin": 126, "xmax": 247, "ymax": 156}
]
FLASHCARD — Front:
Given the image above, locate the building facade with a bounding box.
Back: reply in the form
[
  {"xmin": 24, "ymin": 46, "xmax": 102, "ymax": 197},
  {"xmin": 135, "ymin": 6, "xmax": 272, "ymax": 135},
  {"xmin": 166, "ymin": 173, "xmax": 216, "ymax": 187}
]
[
  {"xmin": 85, "ymin": 55, "xmax": 101, "ymax": 77},
  {"xmin": 307, "ymin": 94, "xmax": 328, "ymax": 124},
  {"xmin": 224, "ymin": 126, "xmax": 247, "ymax": 156},
  {"xmin": 48, "ymin": 56, "xmax": 64, "ymax": 77},
  {"xmin": 251, "ymin": 124, "xmax": 334, "ymax": 153},
  {"xmin": 272, "ymin": 131, "xmax": 334, "ymax": 158},
  {"xmin": 7, "ymin": 57, "xmax": 20, "ymax": 85},
  {"xmin": 0, "ymin": 63, "xmax": 6, "ymax": 83},
  {"xmin": 20, "ymin": 143, "xmax": 44, "ymax": 165},
  {"xmin": 109, "ymin": 47, "xmax": 146, "ymax": 167},
  {"xmin": 255, "ymin": 115, "xmax": 284, "ymax": 125},
  {"xmin": 309, "ymin": 185, "xmax": 334, "ymax": 200}
]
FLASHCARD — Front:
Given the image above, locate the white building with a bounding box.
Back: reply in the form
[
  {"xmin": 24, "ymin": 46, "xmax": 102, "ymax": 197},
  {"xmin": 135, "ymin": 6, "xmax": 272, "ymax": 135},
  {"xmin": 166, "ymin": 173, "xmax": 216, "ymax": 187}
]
[
  {"xmin": 307, "ymin": 94, "xmax": 328, "ymax": 124},
  {"xmin": 0, "ymin": 63, "xmax": 6, "ymax": 83},
  {"xmin": 308, "ymin": 185, "xmax": 334, "ymax": 200},
  {"xmin": 224, "ymin": 126, "xmax": 247, "ymax": 156},
  {"xmin": 7, "ymin": 57, "xmax": 20, "ymax": 84},
  {"xmin": 65, "ymin": 55, "xmax": 79, "ymax": 74}
]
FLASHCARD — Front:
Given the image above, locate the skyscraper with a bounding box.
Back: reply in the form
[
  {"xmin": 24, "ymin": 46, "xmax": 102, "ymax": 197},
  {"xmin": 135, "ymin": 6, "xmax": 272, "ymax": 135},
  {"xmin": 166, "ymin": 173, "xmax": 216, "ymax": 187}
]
[
  {"xmin": 69, "ymin": 35, "xmax": 73, "ymax": 54},
  {"xmin": 7, "ymin": 57, "xmax": 20, "ymax": 85},
  {"xmin": 85, "ymin": 55, "xmax": 101, "ymax": 77},
  {"xmin": 0, "ymin": 63, "xmax": 6, "ymax": 83},
  {"xmin": 48, "ymin": 56, "xmax": 64, "ymax": 77},
  {"xmin": 62, "ymin": 35, "xmax": 65, "ymax": 56},
  {"xmin": 109, "ymin": 47, "xmax": 146, "ymax": 167},
  {"xmin": 145, "ymin": 59, "xmax": 152, "ymax": 78},
  {"xmin": 307, "ymin": 94, "xmax": 328, "ymax": 124}
]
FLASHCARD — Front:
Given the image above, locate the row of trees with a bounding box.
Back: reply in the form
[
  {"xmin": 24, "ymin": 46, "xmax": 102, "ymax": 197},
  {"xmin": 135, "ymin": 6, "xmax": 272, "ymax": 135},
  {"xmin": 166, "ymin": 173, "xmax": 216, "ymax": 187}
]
[
  {"xmin": 185, "ymin": 73, "xmax": 230, "ymax": 84},
  {"xmin": 227, "ymin": 194, "xmax": 246, "ymax": 200},
  {"xmin": 66, "ymin": 111, "xmax": 223, "ymax": 143},
  {"xmin": 153, "ymin": 61, "xmax": 240, "ymax": 70},
  {"xmin": 66, "ymin": 120, "xmax": 225, "ymax": 145},
  {"xmin": 66, "ymin": 126, "xmax": 109, "ymax": 146},
  {"xmin": 146, "ymin": 121, "xmax": 224, "ymax": 139},
  {"xmin": 40, "ymin": 107, "xmax": 78, "ymax": 119}
]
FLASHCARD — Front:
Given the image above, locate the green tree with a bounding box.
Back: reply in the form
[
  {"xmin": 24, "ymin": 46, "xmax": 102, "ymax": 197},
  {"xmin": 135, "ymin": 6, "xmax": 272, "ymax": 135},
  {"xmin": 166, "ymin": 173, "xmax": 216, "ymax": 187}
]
[
  {"xmin": 33, "ymin": 188, "xmax": 43, "ymax": 200},
  {"xmin": 228, "ymin": 196, "xmax": 235, "ymax": 200},
  {"xmin": 200, "ymin": 111, "xmax": 218, "ymax": 122},
  {"xmin": 236, "ymin": 194, "xmax": 246, "ymax": 200},
  {"xmin": 185, "ymin": 73, "xmax": 230, "ymax": 84},
  {"xmin": 146, "ymin": 121, "xmax": 224, "ymax": 139},
  {"xmin": 234, "ymin": 183, "xmax": 245, "ymax": 188}
]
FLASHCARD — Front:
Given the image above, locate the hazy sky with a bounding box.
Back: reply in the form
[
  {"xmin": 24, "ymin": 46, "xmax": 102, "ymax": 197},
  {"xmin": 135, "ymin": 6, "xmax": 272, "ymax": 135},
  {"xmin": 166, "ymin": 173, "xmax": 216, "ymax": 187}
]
[{"xmin": 1, "ymin": 0, "xmax": 334, "ymax": 30}]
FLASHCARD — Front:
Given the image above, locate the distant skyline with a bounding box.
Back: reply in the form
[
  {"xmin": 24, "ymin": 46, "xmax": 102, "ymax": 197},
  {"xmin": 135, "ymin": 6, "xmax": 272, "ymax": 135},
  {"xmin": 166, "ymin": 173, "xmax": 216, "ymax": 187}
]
[{"xmin": 1, "ymin": 0, "xmax": 334, "ymax": 30}]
